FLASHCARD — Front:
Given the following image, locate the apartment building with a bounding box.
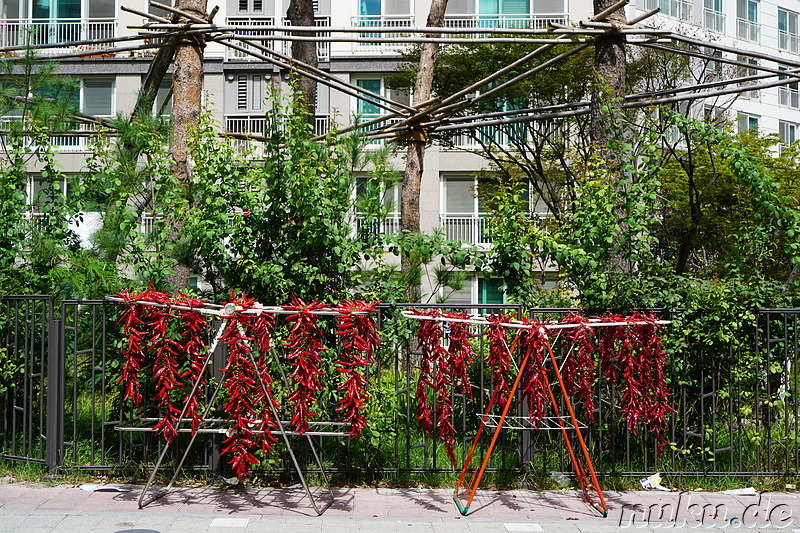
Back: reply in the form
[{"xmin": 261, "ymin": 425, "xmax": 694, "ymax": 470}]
[{"xmin": 2, "ymin": 0, "xmax": 798, "ymax": 303}]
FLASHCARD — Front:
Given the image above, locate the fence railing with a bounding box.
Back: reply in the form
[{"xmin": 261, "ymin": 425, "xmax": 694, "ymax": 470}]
[
  {"xmin": 443, "ymin": 14, "xmax": 568, "ymax": 30},
  {"xmin": 4, "ymin": 297, "xmax": 800, "ymax": 479},
  {"xmin": 703, "ymin": 8, "xmax": 725, "ymax": 32},
  {"xmin": 350, "ymin": 15, "xmax": 413, "ymax": 52},
  {"xmin": 0, "ymin": 19, "xmax": 116, "ymax": 50},
  {"xmin": 225, "ymin": 17, "xmax": 275, "ymax": 60}
]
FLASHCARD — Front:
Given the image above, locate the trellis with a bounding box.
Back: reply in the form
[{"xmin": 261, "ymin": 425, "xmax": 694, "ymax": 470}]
[
  {"xmin": 108, "ymin": 290, "xmax": 380, "ymax": 515},
  {"xmin": 402, "ymin": 308, "xmax": 671, "ymax": 517}
]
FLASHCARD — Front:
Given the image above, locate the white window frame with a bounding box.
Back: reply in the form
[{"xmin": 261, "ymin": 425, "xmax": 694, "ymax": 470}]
[{"xmin": 779, "ymin": 8, "xmax": 799, "ymax": 53}]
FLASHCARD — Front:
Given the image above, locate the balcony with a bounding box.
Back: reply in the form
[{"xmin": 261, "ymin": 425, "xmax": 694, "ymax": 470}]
[
  {"xmin": 0, "ymin": 117, "xmax": 107, "ymax": 152},
  {"xmin": 0, "ymin": 18, "xmax": 116, "ymax": 52},
  {"xmin": 225, "ymin": 114, "xmax": 330, "ymax": 155},
  {"xmin": 444, "ymin": 13, "xmax": 568, "ymax": 29},
  {"xmin": 703, "ymin": 9, "xmax": 725, "ymax": 32},
  {"xmin": 737, "ymin": 17, "xmax": 759, "ymax": 42},
  {"xmin": 225, "ymin": 17, "xmax": 274, "ymax": 61},
  {"xmin": 780, "ymin": 30, "xmax": 800, "ymax": 54},
  {"xmin": 281, "ymin": 17, "xmax": 330, "ymax": 62},
  {"xmin": 446, "ymin": 122, "xmax": 530, "ymax": 150},
  {"xmin": 442, "ymin": 215, "xmax": 492, "ymax": 245},
  {"xmin": 350, "ymin": 15, "xmax": 413, "ymax": 52},
  {"xmin": 354, "ymin": 215, "xmax": 400, "ymax": 239}
]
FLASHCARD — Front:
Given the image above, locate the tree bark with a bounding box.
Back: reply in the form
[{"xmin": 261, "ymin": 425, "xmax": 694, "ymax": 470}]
[
  {"xmin": 166, "ymin": 0, "xmax": 207, "ymax": 290},
  {"xmin": 287, "ymin": 0, "xmax": 318, "ymax": 123},
  {"xmin": 590, "ymin": 0, "xmax": 629, "ymax": 274},
  {"xmin": 401, "ymin": 0, "xmax": 448, "ymax": 302}
]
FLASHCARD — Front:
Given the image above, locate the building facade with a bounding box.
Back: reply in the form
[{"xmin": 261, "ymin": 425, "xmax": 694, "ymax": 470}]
[{"xmin": 2, "ymin": 0, "xmax": 798, "ymax": 303}]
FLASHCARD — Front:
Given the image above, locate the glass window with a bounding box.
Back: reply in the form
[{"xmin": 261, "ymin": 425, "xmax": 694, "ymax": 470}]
[
  {"xmin": 356, "ymin": 79, "xmax": 381, "ymax": 117},
  {"xmin": 445, "ymin": 178, "xmax": 475, "ymax": 214},
  {"xmin": 478, "ymin": 277, "xmax": 505, "ymax": 305},
  {"xmin": 83, "ymin": 79, "xmax": 112, "ymax": 116},
  {"xmin": 780, "ymin": 121, "xmax": 798, "ymax": 145},
  {"xmin": 737, "ymin": 113, "xmax": 759, "ymax": 132}
]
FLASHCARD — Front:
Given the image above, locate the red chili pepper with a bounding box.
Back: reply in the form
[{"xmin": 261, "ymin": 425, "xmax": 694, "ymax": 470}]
[
  {"xmin": 219, "ymin": 293, "xmax": 278, "ymax": 479},
  {"xmin": 485, "ymin": 315, "xmax": 513, "ymax": 408},
  {"xmin": 516, "ymin": 321, "xmax": 550, "ymax": 428},
  {"xmin": 333, "ymin": 300, "xmax": 380, "ymax": 438},
  {"xmin": 560, "ymin": 312, "xmax": 598, "ymax": 423},
  {"xmin": 116, "ymin": 289, "xmax": 154, "ymax": 406},
  {"xmin": 174, "ymin": 295, "xmax": 210, "ymax": 435},
  {"xmin": 282, "ymin": 296, "xmax": 328, "ymax": 435}
]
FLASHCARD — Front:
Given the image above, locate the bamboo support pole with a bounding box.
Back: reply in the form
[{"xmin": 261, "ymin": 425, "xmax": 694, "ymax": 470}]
[
  {"xmin": 214, "ymin": 36, "xmax": 413, "ymax": 115},
  {"xmin": 668, "ymin": 33, "xmax": 800, "ymax": 69},
  {"xmin": 121, "ymin": 4, "xmax": 172, "ymax": 23},
  {"xmin": 638, "ymin": 42, "xmax": 800, "ymax": 79},
  {"xmin": 149, "ymin": 0, "xmax": 206, "ymax": 24},
  {"xmin": 627, "ymin": 7, "xmax": 661, "ymax": 25},
  {"xmin": 590, "ymin": 0, "xmax": 629, "ymax": 21},
  {"xmin": 130, "ymin": 21, "xmax": 669, "ymax": 36}
]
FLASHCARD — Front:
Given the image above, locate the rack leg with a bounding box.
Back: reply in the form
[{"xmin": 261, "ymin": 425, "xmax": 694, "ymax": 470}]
[
  {"xmin": 543, "ymin": 342, "xmax": 608, "ymax": 517},
  {"xmin": 453, "ymin": 343, "xmax": 534, "ymax": 515}
]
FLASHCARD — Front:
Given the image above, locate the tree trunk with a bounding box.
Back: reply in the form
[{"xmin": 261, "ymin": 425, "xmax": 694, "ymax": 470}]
[
  {"xmin": 401, "ymin": 0, "xmax": 448, "ymax": 302},
  {"xmin": 590, "ymin": 0, "xmax": 629, "ymax": 274},
  {"xmin": 166, "ymin": 0, "xmax": 207, "ymax": 290},
  {"xmin": 287, "ymin": 0, "xmax": 318, "ymax": 123}
]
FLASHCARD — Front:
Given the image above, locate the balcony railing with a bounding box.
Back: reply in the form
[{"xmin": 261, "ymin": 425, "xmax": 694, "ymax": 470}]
[
  {"xmin": 444, "ymin": 13, "xmax": 568, "ymax": 29},
  {"xmin": 355, "ymin": 215, "xmax": 400, "ymax": 239},
  {"xmin": 780, "ymin": 30, "xmax": 800, "ymax": 54},
  {"xmin": 281, "ymin": 17, "xmax": 330, "ymax": 62},
  {"xmin": 703, "ymin": 8, "xmax": 725, "ymax": 32},
  {"xmin": 0, "ymin": 19, "xmax": 116, "ymax": 51},
  {"xmin": 737, "ymin": 17, "xmax": 759, "ymax": 41},
  {"xmin": 0, "ymin": 117, "xmax": 109, "ymax": 152},
  {"xmin": 447, "ymin": 122, "xmax": 530, "ymax": 150},
  {"xmin": 780, "ymin": 85, "xmax": 800, "ymax": 109},
  {"xmin": 225, "ymin": 17, "xmax": 274, "ymax": 61},
  {"xmin": 351, "ymin": 15, "xmax": 413, "ymax": 51},
  {"xmin": 442, "ymin": 215, "xmax": 492, "ymax": 245},
  {"xmin": 224, "ymin": 114, "xmax": 330, "ymax": 155}
]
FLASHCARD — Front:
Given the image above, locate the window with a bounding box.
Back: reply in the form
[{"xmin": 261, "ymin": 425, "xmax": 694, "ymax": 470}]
[
  {"xmin": 780, "ymin": 120, "xmax": 798, "ymax": 145},
  {"xmin": 353, "ymin": 78, "xmax": 409, "ymax": 142},
  {"xmin": 154, "ymin": 77, "xmax": 172, "ymax": 116},
  {"xmin": 737, "ymin": 113, "xmax": 759, "ymax": 133},
  {"xmin": 779, "ymin": 67, "xmax": 799, "ymax": 109},
  {"xmin": 354, "ymin": 176, "xmax": 401, "ymax": 237},
  {"xmin": 703, "ymin": 0, "xmax": 725, "ymax": 31},
  {"xmin": 646, "ymin": 0, "xmax": 691, "ymax": 20},
  {"xmin": 779, "ymin": 9, "xmax": 799, "ymax": 54},
  {"xmin": 229, "ymin": 0, "xmax": 272, "ymax": 15},
  {"xmin": 702, "ymin": 49, "xmax": 724, "ymax": 83},
  {"xmin": 738, "ymin": 57, "xmax": 759, "ymax": 99},
  {"xmin": 736, "ymin": 0, "xmax": 759, "ymax": 41}
]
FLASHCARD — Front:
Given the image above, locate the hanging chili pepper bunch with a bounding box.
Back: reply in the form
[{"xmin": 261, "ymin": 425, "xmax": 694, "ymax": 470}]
[
  {"xmin": 248, "ymin": 310, "xmax": 280, "ymax": 454},
  {"xmin": 218, "ymin": 293, "xmax": 277, "ymax": 480},
  {"xmin": 282, "ymin": 296, "xmax": 328, "ymax": 435},
  {"xmin": 414, "ymin": 309, "xmax": 444, "ymax": 437},
  {"xmin": 334, "ymin": 300, "xmax": 380, "ymax": 438},
  {"xmin": 413, "ymin": 310, "xmax": 478, "ymax": 467},
  {"xmin": 516, "ymin": 321, "xmax": 551, "ymax": 428},
  {"xmin": 175, "ymin": 295, "xmax": 210, "ymax": 435},
  {"xmin": 595, "ymin": 312, "xmax": 674, "ymax": 449},
  {"xmin": 144, "ymin": 289, "xmax": 186, "ymax": 444},
  {"xmin": 485, "ymin": 314, "xmax": 514, "ymax": 407},
  {"xmin": 559, "ymin": 312, "xmax": 598, "ymax": 423},
  {"xmin": 117, "ymin": 289, "xmax": 152, "ymax": 406}
]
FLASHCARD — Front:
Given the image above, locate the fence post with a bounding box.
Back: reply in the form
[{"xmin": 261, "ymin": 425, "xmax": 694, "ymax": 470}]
[{"xmin": 45, "ymin": 307, "xmax": 64, "ymax": 473}]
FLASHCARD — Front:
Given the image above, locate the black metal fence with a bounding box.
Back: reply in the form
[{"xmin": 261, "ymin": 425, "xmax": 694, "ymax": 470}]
[{"xmin": 2, "ymin": 296, "xmax": 800, "ymax": 481}]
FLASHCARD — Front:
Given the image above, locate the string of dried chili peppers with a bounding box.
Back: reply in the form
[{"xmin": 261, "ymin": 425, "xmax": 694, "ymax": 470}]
[
  {"xmin": 485, "ymin": 314, "xmax": 513, "ymax": 408},
  {"xmin": 516, "ymin": 321, "xmax": 550, "ymax": 428},
  {"xmin": 145, "ymin": 289, "xmax": 185, "ymax": 444},
  {"xmin": 219, "ymin": 293, "xmax": 262, "ymax": 480},
  {"xmin": 174, "ymin": 295, "xmax": 209, "ymax": 435},
  {"xmin": 414, "ymin": 309, "xmax": 445, "ymax": 437},
  {"xmin": 282, "ymin": 296, "xmax": 328, "ymax": 435},
  {"xmin": 248, "ymin": 311, "xmax": 279, "ymax": 453},
  {"xmin": 334, "ymin": 300, "xmax": 380, "ymax": 438},
  {"xmin": 117, "ymin": 289, "xmax": 150, "ymax": 406},
  {"xmin": 560, "ymin": 312, "xmax": 598, "ymax": 423}
]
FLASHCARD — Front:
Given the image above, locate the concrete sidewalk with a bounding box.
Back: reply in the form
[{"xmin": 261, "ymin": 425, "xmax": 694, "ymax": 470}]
[{"xmin": 1, "ymin": 480, "xmax": 799, "ymax": 532}]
